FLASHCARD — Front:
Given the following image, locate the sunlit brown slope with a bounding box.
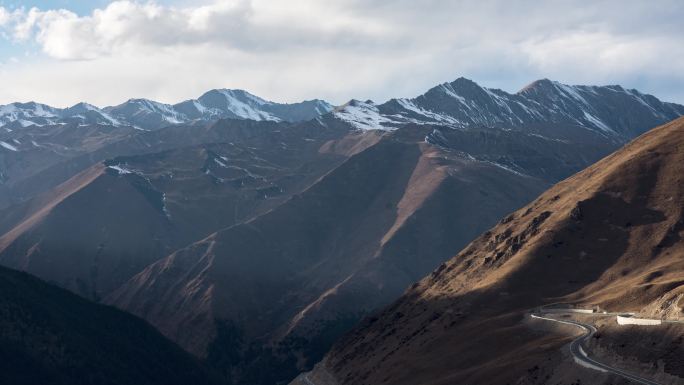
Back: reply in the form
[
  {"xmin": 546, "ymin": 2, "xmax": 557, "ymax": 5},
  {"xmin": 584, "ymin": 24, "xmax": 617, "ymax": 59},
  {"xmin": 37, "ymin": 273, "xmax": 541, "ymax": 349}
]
[
  {"xmin": 306, "ymin": 117, "xmax": 684, "ymax": 385},
  {"xmin": 108, "ymin": 125, "xmax": 547, "ymax": 385}
]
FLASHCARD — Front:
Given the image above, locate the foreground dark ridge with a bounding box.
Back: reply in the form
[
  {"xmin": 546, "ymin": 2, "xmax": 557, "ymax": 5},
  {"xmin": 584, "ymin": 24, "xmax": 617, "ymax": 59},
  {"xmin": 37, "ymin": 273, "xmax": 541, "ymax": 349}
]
[{"xmin": 0, "ymin": 265, "xmax": 219, "ymax": 385}]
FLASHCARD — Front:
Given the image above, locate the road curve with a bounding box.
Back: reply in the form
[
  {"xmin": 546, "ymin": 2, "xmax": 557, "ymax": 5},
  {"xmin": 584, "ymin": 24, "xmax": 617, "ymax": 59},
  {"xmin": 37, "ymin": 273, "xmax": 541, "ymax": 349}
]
[
  {"xmin": 296, "ymin": 310, "xmax": 665, "ymax": 385},
  {"xmin": 531, "ymin": 313, "xmax": 662, "ymax": 385}
]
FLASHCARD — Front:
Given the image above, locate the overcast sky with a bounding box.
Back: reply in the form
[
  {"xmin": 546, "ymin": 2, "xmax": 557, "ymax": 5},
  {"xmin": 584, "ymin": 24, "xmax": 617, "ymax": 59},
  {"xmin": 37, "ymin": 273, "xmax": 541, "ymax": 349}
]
[{"xmin": 0, "ymin": 0, "xmax": 682, "ymax": 107}]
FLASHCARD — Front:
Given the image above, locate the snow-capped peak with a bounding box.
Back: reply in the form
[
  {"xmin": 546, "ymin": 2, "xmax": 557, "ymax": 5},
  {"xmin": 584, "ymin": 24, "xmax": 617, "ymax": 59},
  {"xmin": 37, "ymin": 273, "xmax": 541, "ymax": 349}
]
[
  {"xmin": 196, "ymin": 89, "xmax": 280, "ymax": 121},
  {"xmin": 67, "ymin": 102, "xmax": 100, "ymax": 112},
  {"xmin": 0, "ymin": 102, "xmax": 60, "ymax": 128}
]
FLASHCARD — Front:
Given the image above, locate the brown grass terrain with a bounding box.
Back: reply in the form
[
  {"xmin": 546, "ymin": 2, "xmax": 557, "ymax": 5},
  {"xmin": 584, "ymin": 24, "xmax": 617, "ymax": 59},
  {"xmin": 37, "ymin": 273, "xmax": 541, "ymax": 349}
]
[{"xmin": 307, "ymin": 117, "xmax": 684, "ymax": 385}]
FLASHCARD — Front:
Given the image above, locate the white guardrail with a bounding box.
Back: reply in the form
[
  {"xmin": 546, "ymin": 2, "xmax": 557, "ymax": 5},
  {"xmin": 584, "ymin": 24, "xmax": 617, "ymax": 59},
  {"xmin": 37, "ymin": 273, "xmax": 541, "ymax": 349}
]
[
  {"xmin": 541, "ymin": 308, "xmax": 595, "ymax": 314},
  {"xmin": 616, "ymin": 315, "xmax": 662, "ymax": 326}
]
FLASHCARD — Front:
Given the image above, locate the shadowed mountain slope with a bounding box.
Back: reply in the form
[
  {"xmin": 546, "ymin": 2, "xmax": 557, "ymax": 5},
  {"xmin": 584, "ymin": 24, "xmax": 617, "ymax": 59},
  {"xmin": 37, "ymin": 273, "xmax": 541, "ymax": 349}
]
[
  {"xmin": 0, "ymin": 121, "xmax": 367, "ymax": 300},
  {"xmin": 0, "ymin": 164, "xmax": 176, "ymax": 299},
  {"xmin": 108, "ymin": 125, "xmax": 547, "ymax": 384}
]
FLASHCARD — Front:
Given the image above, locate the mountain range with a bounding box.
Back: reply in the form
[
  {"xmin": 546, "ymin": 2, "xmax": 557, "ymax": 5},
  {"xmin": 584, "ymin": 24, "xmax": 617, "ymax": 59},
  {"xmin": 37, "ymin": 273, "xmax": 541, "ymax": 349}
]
[
  {"xmin": 0, "ymin": 89, "xmax": 333, "ymax": 131},
  {"xmin": 332, "ymin": 78, "xmax": 684, "ymax": 141},
  {"xmin": 0, "ymin": 77, "xmax": 683, "ymax": 385}
]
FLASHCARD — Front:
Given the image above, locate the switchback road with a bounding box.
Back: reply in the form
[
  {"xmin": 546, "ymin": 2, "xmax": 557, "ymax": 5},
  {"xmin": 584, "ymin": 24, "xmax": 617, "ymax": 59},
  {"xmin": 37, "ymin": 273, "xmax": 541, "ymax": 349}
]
[{"xmin": 531, "ymin": 311, "xmax": 662, "ymax": 385}]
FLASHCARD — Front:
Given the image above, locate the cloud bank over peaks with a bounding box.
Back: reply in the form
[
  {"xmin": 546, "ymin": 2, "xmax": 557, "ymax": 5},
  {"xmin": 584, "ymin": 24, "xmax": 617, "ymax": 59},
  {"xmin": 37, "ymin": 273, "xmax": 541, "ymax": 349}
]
[{"xmin": 0, "ymin": 0, "xmax": 682, "ymax": 107}]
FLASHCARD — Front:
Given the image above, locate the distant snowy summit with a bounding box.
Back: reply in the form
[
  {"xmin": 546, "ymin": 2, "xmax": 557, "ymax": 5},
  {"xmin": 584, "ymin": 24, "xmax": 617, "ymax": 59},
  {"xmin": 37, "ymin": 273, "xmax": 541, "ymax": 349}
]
[
  {"xmin": 0, "ymin": 89, "xmax": 334, "ymax": 131},
  {"xmin": 0, "ymin": 102, "xmax": 120, "ymax": 131},
  {"xmin": 331, "ymin": 77, "xmax": 684, "ymax": 141}
]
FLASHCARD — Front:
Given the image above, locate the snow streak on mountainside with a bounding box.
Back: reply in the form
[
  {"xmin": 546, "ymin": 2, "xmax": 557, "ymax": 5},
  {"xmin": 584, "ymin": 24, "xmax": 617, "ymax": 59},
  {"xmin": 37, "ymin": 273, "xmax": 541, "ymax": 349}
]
[
  {"xmin": 333, "ymin": 78, "xmax": 684, "ymax": 141},
  {"xmin": 0, "ymin": 90, "xmax": 334, "ymax": 131}
]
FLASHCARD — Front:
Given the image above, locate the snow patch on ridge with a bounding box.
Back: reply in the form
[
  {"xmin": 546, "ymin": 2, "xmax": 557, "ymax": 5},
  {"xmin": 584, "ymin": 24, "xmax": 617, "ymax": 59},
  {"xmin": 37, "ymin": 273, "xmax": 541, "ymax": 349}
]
[
  {"xmin": 334, "ymin": 100, "xmax": 396, "ymax": 131},
  {"xmin": 395, "ymin": 98, "xmax": 462, "ymax": 125},
  {"xmin": 107, "ymin": 165, "xmax": 134, "ymax": 175},
  {"xmin": 582, "ymin": 111, "xmax": 613, "ymax": 133},
  {"xmin": 217, "ymin": 90, "xmax": 280, "ymax": 121},
  {"xmin": 438, "ymin": 83, "xmax": 470, "ymax": 107},
  {"xmin": 213, "ymin": 157, "xmax": 228, "ymax": 168}
]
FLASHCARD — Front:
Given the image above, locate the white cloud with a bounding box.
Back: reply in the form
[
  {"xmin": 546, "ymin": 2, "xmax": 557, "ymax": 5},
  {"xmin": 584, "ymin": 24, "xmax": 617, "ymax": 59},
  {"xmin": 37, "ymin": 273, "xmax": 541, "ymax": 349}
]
[
  {"xmin": 2, "ymin": 1, "xmax": 393, "ymax": 60},
  {"xmin": 0, "ymin": 0, "xmax": 682, "ymax": 107},
  {"xmin": 0, "ymin": 8, "xmax": 9, "ymax": 26},
  {"xmin": 4, "ymin": 1, "xmax": 252, "ymax": 59}
]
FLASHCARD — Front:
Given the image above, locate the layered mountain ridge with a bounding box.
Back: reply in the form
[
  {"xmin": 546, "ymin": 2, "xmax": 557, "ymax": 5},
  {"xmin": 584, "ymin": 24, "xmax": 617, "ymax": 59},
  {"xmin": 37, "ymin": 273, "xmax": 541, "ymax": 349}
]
[{"xmin": 0, "ymin": 77, "xmax": 683, "ymax": 385}]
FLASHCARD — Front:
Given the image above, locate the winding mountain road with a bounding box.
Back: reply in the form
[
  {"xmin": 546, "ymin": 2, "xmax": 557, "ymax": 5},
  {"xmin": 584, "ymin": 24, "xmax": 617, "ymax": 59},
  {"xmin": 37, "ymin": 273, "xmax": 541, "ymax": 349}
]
[
  {"xmin": 297, "ymin": 309, "xmax": 667, "ymax": 385},
  {"xmin": 531, "ymin": 312, "xmax": 662, "ymax": 385}
]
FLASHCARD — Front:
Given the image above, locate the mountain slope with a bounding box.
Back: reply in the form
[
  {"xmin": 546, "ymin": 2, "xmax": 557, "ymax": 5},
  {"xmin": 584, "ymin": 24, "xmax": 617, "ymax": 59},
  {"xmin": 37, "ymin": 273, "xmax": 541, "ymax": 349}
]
[
  {"xmin": 304, "ymin": 116, "xmax": 684, "ymax": 385},
  {"xmin": 0, "ymin": 120, "xmax": 361, "ymax": 300},
  {"xmin": 0, "ymin": 122, "xmax": 139, "ymax": 207},
  {"xmin": 0, "ymin": 264, "xmax": 218, "ymax": 385},
  {"xmin": 0, "ymin": 119, "xmax": 287, "ymax": 209},
  {"xmin": 107, "ymin": 125, "xmax": 548, "ymax": 385},
  {"xmin": 0, "ymin": 164, "xmax": 177, "ymax": 299}
]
